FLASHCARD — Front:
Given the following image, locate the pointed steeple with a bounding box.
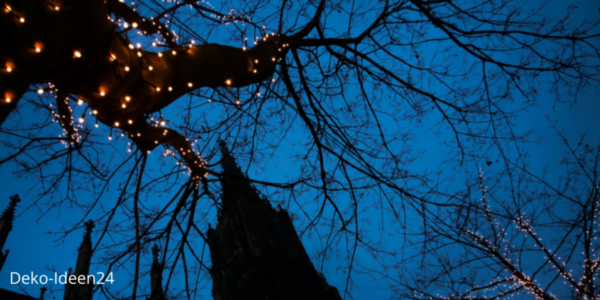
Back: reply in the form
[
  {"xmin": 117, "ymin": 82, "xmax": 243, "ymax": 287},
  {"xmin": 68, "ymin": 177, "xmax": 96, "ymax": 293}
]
[
  {"xmin": 217, "ymin": 140, "xmax": 266, "ymax": 213},
  {"xmin": 149, "ymin": 244, "xmax": 166, "ymax": 300},
  {"xmin": 0, "ymin": 194, "xmax": 20, "ymax": 273},
  {"xmin": 207, "ymin": 142, "xmax": 342, "ymax": 300},
  {"xmin": 64, "ymin": 220, "xmax": 94, "ymax": 300}
]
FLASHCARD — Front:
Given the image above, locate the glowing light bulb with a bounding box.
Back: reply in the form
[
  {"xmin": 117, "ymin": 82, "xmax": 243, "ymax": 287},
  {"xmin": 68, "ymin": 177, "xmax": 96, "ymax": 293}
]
[
  {"xmin": 100, "ymin": 91, "xmax": 105, "ymax": 96},
  {"xmin": 55, "ymin": 6, "xmax": 59, "ymax": 11},
  {"xmin": 92, "ymin": 110, "xmax": 97, "ymax": 115},
  {"xmin": 74, "ymin": 51, "xmax": 82, "ymax": 58},
  {"xmin": 156, "ymin": 87, "xmax": 161, "ymax": 91},
  {"xmin": 158, "ymin": 52, "xmax": 163, "ymax": 57},
  {"xmin": 115, "ymin": 122, "xmax": 120, "ymax": 127},
  {"xmin": 37, "ymin": 89, "xmax": 43, "ymax": 94},
  {"xmin": 225, "ymin": 79, "xmax": 231, "ymax": 85},
  {"xmin": 188, "ymin": 82, "xmax": 193, "ymax": 88},
  {"xmin": 125, "ymin": 96, "xmax": 131, "ymax": 101},
  {"xmin": 136, "ymin": 43, "xmax": 141, "ymax": 49},
  {"xmin": 168, "ymin": 86, "xmax": 172, "ymax": 91},
  {"xmin": 5, "ymin": 97, "xmax": 11, "ymax": 103},
  {"xmin": 128, "ymin": 119, "xmax": 133, "ymax": 124},
  {"xmin": 35, "ymin": 47, "xmax": 41, "ymax": 53},
  {"xmin": 255, "ymin": 59, "xmax": 258, "ymax": 63},
  {"xmin": 148, "ymin": 66, "xmax": 153, "ymax": 71},
  {"xmin": 253, "ymin": 69, "xmax": 257, "ymax": 73},
  {"xmin": 77, "ymin": 99, "xmax": 83, "ymax": 105},
  {"xmin": 132, "ymin": 22, "xmax": 138, "ymax": 28},
  {"xmin": 19, "ymin": 17, "xmax": 24, "ymax": 23},
  {"xmin": 129, "ymin": 44, "xmax": 134, "ymax": 49},
  {"xmin": 7, "ymin": 67, "xmax": 12, "ymax": 72},
  {"xmin": 137, "ymin": 52, "xmax": 142, "ymax": 57},
  {"xmin": 79, "ymin": 117, "xmax": 84, "ymax": 123},
  {"xmin": 160, "ymin": 121, "xmax": 165, "ymax": 126},
  {"xmin": 122, "ymin": 103, "xmax": 127, "ymax": 108},
  {"xmin": 172, "ymin": 50, "xmax": 176, "ymax": 55},
  {"xmin": 125, "ymin": 66, "xmax": 130, "ymax": 71}
]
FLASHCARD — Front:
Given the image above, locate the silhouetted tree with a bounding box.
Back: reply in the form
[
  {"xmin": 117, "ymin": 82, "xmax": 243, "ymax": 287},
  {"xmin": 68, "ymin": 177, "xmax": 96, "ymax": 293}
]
[{"xmin": 0, "ymin": 0, "xmax": 598, "ymax": 299}]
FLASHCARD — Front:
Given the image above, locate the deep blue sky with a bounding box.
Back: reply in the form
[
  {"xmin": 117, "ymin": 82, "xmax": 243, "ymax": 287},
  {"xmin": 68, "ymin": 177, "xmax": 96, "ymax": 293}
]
[{"xmin": 1, "ymin": 0, "xmax": 599, "ymax": 299}]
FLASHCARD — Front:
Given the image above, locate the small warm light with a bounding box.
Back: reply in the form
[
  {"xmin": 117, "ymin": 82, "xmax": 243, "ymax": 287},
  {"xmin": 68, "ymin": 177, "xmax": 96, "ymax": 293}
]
[
  {"xmin": 77, "ymin": 99, "xmax": 83, "ymax": 105},
  {"xmin": 5, "ymin": 97, "xmax": 11, "ymax": 103},
  {"xmin": 158, "ymin": 52, "xmax": 163, "ymax": 57},
  {"xmin": 255, "ymin": 59, "xmax": 258, "ymax": 63},
  {"xmin": 92, "ymin": 110, "xmax": 98, "ymax": 115},
  {"xmin": 129, "ymin": 44, "xmax": 134, "ymax": 49},
  {"xmin": 122, "ymin": 103, "xmax": 127, "ymax": 108},
  {"xmin": 168, "ymin": 86, "xmax": 172, "ymax": 91},
  {"xmin": 19, "ymin": 17, "xmax": 25, "ymax": 23},
  {"xmin": 5, "ymin": 5, "xmax": 11, "ymax": 12},
  {"xmin": 128, "ymin": 119, "xmax": 133, "ymax": 124},
  {"xmin": 115, "ymin": 121, "xmax": 120, "ymax": 127},
  {"xmin": 125, "ymin": 66, "xmax": 130, "ymax": 72},
  {"xmin": 225, "ymin": 79, "xmax": 231, "ymax": 85},
  {"xmin": 272, "ymin": 57, "xmax": 275, "ymax": 61},
  {"xmin": 37, "ymin": 89, "xmax": 44, "ymax": 94},
  {"xmin": 74, "ymin": 51, "xmax": 82, "ymax": 58},
  {"xmin": 188, "ymin": 82, "xmax": 193, "ymax": 88},
  {"xmin": 35, "ymin": 47, "xmax": 41, "ymax": 53},
  {"xmin": 6, "ymin": 67, "xmax": 12, "ymax": 73},
  {"xmin": 125, "ymin": 96, "xmax": 131, "ymax": 101},
  {"xmin": 55, "ymin": 6, "xmax": 59, "ymax": 11},
  {"xmin": 78, "ymin": 117, "xmax": 84, "ymax": 123},
  {"xmin": 156, "ymin": 87, "xmax": 161, "ymax": 91},
  {"xmin": 160, "ymin": 121, "xmax": 165, "ymax": 126},
  {"xmin": 136, "ymin": 43, "xmax": 141, "ymax": 49},
  {"xmin": 236, "ymin": 100, "xmax": 240, "ymax": 105},
  {"xmin": 137, "ymin": 52, "xmax": 142, "ymax": 57},
  {"xmin": 132, "ymin": 22, "xmax": 138, "ymax": 28},
  {"xmin": 172, "ymin": 50, "xmax": 176, "ymax": 55},
  {"xmin": 148, "ymin": 66, "xmax": 153, "ymax": 71},
  {"xmin": 100, "ymin": 91, "xmax": 105, "ymax": 96},
  {"xmin": 110, "ymin": 54, "xmax": 116, "ymax": 61}
]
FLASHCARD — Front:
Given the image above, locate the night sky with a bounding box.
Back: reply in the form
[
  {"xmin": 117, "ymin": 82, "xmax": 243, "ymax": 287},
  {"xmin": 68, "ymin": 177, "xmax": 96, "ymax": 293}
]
[{"xmin": 1, "ymin": 0, "xmax": 599, "ymax": 299}]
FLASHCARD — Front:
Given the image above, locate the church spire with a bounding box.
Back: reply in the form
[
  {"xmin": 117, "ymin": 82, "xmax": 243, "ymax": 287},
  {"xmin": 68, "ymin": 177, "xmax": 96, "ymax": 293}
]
[
  {"xmin": 64, "ymin": 220, "xmax": 94, "ymax": 300},
  {"xmin": 207, "ymin": 142, "xmax": 342, "ymax": 300},
  {"xmin": 0, "ymin": 194, "xmax": 20, "ymax": 273},
  {"xmin": 217, "ymin": 140, "xmax": 265, "ymax": 213},
  {"xmin": 149, "ymin": 244, "xmax": 166, "ymax": 300}
]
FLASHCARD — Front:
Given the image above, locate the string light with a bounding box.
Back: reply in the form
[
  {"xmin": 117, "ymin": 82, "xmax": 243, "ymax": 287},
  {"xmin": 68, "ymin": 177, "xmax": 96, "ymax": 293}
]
[
  {"xmin": 188, "ymin": 82, "xmax": 193, "ymax": 88},
  {"xmin": 132, "ymin": 22, "xmax": 138, "ymax": 28},
  {"xmin": 168, "ymin": 86, "xmax": 172, "ymax": 91},
  {"xmin": 158, "ymin": 52, "xmax": 163, "ymax": 57},
  {"xmin": 148, "ymin": 66, "xmax": 153, "ymax": 71},
  {"xmin": 114, "ymin": 122, "xmax": 120, "ymax": 127},
  {"xmin": 125, "ymin": 66, "xmax": 130, "ymax": 72},
  {"xmin": 225, "ymin": 79, "xmax": 231, "ymax": 85},
  {"xmin": 74, "ymin": 51, "xmax": 82, "ymax": 58},
  {"xmin": 19, "ymin": 17, "xmax": 24, "ymax": 23},
  {"xmin": 125, "ymin": 96, "xmax": 131, "ymax": 101},
  {"xmin": 5, "ymin": 97, "xmax": 11, "ymax": 103},
  {"xmin": 37, "ymin": 89, "xmax": 43, "ymax": 94},
  {"xmin": 172, "ymin": 50, "xmax": 176, "ymax": 55}
]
